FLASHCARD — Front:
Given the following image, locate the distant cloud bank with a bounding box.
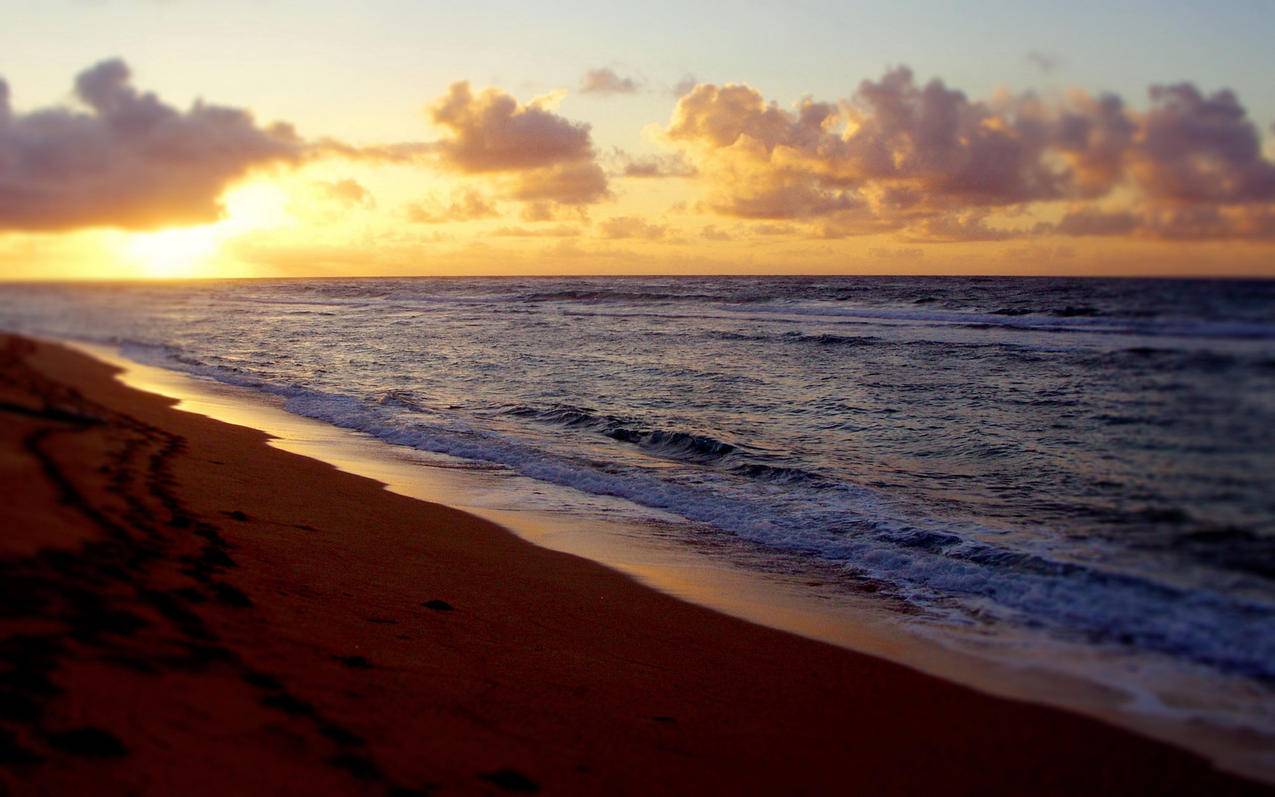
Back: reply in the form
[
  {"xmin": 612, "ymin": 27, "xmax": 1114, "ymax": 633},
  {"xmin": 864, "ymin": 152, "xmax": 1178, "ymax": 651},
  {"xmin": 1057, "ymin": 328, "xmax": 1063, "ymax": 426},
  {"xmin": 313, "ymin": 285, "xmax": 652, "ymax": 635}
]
[
  {"xmin": 662, "ymin": 67, "xmax": 1275, "ymax": 241},
  {"xmin": 2, "ymin": 59, "xmax": 1273, "ymax": 247}
]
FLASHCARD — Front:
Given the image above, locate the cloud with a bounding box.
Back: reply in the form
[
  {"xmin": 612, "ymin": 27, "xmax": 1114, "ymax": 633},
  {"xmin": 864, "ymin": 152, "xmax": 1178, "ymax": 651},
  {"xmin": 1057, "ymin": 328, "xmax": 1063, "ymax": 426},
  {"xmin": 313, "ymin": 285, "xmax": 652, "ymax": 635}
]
[
  {"xmin": 1147, "ymin": 206, "xmax": 1275, "ymax": 240},
  {"xmin": 663, "ymin": 72, "xmax": 1068, "ymax": 225},
  {"xmin": 491, "ymin": 224, "xmax": 580, "ymax": 237},
  {"xmin": 1051, "ymin": 207, "xmax": 1140, "ymax": 236},
  {"xmin": 701, "ymin": 224, "xmax": 732, "ymax": 241},
  {"xmin": 672, "ymin": 74, "xmax": 699, "ymax": 97},
  {"xmin": 506, "ymin": 160, "xmax": 608, "ymax": 204},
  {"xmin": 310, "ymin": 138, "xmax": 436, "ymax": 164},
  {"xmin": 406, "ymin": 188, "xmax": 499, "ymax": 223},
  {"xmin": 1042, "ymin": 84, "xmax": 1275, "ymax": 240},
  {"xmin": 428, "ymin": 81, "xmax": 609, "ymax": 206},
  {"xmin": 752, "ymin": 223, "xmax": 798, "ymax": 236},
  {"xmin": 608, "ymin": 149, "xmax": 697, "ymax": 178},
  {"xmin": 1049, "ymin": 91, "xmax": 1136, "ymax": 196},
  {"xmin": 430, "ymin": 81, "xmax": 593, "ymax": 172},
  {"xmin": 661, "ymin": 68, "xmax": 1275, "ymax": 242},
  {"xmin": 580, "ymin": 68, "xmax": 641, "ymax": 95},
  {"xmin": 901, "ymin": 213, "xmax": 1022, "ymax": 243},
  {"xmin": 0, "ymin": 59, "xmax": 303, "ymax": 231},
  {"xmin": 1049, "ymin": 205, "xmax": 1275, "ymax": 240},
  {"xmin": 598, "ymin": 215, "xmax": 667, "ymax": 239},
  {"xmin": 1133, "ymin": 83, "xmax": 1275, "ymax": 204},
  {"xmin": 838, "ymin": 68, "xmax": 1067, "ymax": 203},
  {"xmin": 315, "ymin": 179, "xmax": 373, "ymax": 207},
  {"xmin": 868, "ymin": 246, "xmax": 924, "ymax": 259},
  {"xmin": 1025, "ymin": 50, "xmax": 1064, "ymax": 74},
  {"xmin": 519, "ymin": 201, "xmax": 591, "ymax": 222}
]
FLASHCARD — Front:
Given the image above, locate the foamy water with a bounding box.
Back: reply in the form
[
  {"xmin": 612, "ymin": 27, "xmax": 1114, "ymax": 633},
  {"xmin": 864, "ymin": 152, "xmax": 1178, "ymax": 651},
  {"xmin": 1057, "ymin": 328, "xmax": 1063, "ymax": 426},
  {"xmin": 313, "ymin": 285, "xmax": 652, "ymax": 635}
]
[{"xmin": 3, "ymin": 276, "xmax": 1273, "ymax": 766}]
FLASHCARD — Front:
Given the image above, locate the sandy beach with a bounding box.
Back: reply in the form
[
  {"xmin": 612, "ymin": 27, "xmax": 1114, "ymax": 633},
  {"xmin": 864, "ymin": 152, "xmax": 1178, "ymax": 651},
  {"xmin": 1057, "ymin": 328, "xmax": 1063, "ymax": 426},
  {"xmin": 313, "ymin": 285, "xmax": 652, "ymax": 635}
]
[{"xmin": 0, "ymin": 333, "xmax": 1266, "ymax": 795}]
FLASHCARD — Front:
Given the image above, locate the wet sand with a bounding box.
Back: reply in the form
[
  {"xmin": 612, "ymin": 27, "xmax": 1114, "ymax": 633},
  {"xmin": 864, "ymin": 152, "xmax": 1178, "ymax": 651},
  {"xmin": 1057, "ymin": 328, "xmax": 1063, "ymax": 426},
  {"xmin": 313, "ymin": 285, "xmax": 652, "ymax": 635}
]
[{"xmin": 0, "ymin": 334, "xmax": 1266, "ymax": 795}]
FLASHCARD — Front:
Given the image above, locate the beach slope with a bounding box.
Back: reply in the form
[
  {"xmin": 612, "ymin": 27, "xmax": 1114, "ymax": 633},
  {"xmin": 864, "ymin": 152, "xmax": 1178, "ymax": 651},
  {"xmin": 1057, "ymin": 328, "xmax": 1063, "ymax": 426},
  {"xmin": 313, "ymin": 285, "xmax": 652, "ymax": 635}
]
[{"xmin": 0, "ymin": 334, "xmax": 1264, "ymax": 795}]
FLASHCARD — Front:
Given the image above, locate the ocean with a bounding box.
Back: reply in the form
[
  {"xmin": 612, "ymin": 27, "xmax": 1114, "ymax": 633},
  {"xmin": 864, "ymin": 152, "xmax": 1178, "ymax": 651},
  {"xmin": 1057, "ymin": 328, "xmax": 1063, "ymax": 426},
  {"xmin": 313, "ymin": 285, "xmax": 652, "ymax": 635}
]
[{"xmin": 3, "ymin": 275, "xmax": 1273, "ymax": 753}]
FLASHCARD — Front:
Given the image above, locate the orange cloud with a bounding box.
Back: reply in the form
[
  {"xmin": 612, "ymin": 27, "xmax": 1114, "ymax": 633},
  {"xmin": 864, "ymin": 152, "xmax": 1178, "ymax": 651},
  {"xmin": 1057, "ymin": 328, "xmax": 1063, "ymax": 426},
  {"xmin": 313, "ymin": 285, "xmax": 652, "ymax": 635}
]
[
  {"xmin": 406, "ymin": 189, "xmax": 500, "ymax": 223},
  {"xmin": 608, "ymin": 149, "xmax": 697, "ymax": 178},
  {"xmin": 0, "ymin": 59, "xmax": 302, "ymax": 231},
  {"xmin": 491, "ymin": 224, "xmax": 580, "ymax": 237},
  {"xmin": 580, "ymin": 68, "xmax": 641, "ymax": 95},
  {"xmin": 427, "ymin": 81, "xmax": 609, "ymax": 210},
  {"xmin": 598, "ymin": 216, "xmax": 667, "ymax": 239},
  {"xmin": 316, "ymin": 179, "xmax": 373, "ymax": 207},
  {"xmin": 506, "ymin": 160, "xmax": 608, "ymax": 205},
  {"xmin": 662, "ymin": 67, "xmax": 1275, "ymax": 243},
  {"xmin": 430, "ymin": 81, "xmax": 592, "ymax": 172}
]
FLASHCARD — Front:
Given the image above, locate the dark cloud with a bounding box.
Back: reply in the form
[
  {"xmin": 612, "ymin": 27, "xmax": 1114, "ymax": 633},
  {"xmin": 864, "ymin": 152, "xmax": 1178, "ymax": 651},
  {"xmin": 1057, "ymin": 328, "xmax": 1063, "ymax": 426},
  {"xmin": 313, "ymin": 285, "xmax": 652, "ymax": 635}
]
[
  {"xmin": 0, "ymin": 59, "xmax": 303, "ymax": 231},
  {"xmin": 1051, "ymin": 208, "xmax": 1140, "ymax": 236},
  {"xmin": 841, "ymin": 67, "xmax": 1065, "ymax": 204},
  {"xmin": 580, "ymin": 68, "xmax": 641, "ymax": 95},
  {"xmin": 1049, "ymin": 205, "xmax": 1275, "ymax": 240},
  {"xmin": 1042, "ymin": 84, "xmax": 1275, "ymax": 240},
  {"xmin": 1133, "ymin": 83, "xmax": 1275, "ymax": 204},
  {"xmin": 1049, "ymin": 91, "xmax": 1135, "ymax": 196},
  {"xmin": 1148, "ymin": 206, "xmax": 1275, "ymax": 240}
]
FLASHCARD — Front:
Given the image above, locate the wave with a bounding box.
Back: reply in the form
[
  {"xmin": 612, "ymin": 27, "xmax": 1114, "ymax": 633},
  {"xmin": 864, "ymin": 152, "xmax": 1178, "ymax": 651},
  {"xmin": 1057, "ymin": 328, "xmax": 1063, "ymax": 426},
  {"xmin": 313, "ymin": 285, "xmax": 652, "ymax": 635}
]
[
  {"xmin": 140, "ymin": 360, "xmax": 1275, "ymax": 683},
  {"xmin": 504, "ymin": 404, "xmax": 848, "ymax": 488},
  {"xmin": 735, "ymin": 302, "xmax": 1275, "ymax": 340},
  {"xmin": 8, "ymin": 280, "xmax": 1275, "ymax": 708},
  {"xmin": 519, "ymin": 289, "xmax": 745, "ymax": 305},
  {"xmin": 505, "ymin": 404, "xmax": 750, "ymax": 465},
  {"xmin": 542, "ymin": 300, "xmax": 1275, "ymax": 343}
]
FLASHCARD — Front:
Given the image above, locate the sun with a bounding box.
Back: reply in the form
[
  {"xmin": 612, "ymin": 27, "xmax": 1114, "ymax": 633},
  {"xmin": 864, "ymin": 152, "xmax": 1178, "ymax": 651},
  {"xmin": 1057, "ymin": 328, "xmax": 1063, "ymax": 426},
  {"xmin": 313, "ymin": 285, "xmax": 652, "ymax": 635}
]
[
  {"xmin": 126, "ymin": 225, "xmax": 222, "ymax": 278},
  {"xmin": 122, "ymin": 181, "xmax": 292, "ymax": 278}
]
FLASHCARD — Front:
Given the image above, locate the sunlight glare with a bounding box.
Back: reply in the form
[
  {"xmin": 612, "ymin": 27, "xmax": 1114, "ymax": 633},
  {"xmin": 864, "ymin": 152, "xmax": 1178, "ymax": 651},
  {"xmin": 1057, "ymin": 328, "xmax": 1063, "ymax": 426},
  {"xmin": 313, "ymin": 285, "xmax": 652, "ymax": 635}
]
[
  {"xmin": 123, "ymin": 181, "xmax": 293, "ymax": 278},
  {"xmin": 127, "ymin": 226, "xmax": 221, "ymax": 278}
]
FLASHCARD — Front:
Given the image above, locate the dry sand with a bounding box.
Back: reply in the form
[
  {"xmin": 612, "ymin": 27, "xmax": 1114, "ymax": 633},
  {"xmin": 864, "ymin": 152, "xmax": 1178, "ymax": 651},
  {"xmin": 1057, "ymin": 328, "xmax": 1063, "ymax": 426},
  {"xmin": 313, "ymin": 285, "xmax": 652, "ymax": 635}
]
[{"xmin": 0, "ymin": 334, "xmax": 1266, "ymax": 795}]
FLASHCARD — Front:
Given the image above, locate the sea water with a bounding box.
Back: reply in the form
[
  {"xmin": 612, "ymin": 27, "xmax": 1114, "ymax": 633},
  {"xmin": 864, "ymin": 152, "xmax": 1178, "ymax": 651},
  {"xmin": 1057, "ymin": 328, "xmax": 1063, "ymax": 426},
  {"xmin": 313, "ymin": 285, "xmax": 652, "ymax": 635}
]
[{"xmin": 3, "ymin": 276, "xmax": 1273, "ymax": 765}]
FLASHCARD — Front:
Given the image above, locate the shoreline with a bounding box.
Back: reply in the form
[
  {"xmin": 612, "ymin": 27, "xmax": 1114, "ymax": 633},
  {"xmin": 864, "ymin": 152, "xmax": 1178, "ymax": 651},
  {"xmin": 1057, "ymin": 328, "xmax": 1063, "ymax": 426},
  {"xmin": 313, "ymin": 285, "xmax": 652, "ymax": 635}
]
[
  {"xmin": 0, "ymin": 333, "xmax": 1268, "ymax": 794},
  {"xmin": 67, "ymin": 336, "xmax": 1275, "ymax": 784}
]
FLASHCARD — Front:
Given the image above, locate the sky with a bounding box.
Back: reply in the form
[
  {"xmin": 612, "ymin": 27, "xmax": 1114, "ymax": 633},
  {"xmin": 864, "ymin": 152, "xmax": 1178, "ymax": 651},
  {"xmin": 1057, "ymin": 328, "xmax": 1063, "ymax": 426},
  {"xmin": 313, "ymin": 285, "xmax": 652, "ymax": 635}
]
[{"xmin": 2, "ymin": 0, "xmax": 1274, "ymax": 279}]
